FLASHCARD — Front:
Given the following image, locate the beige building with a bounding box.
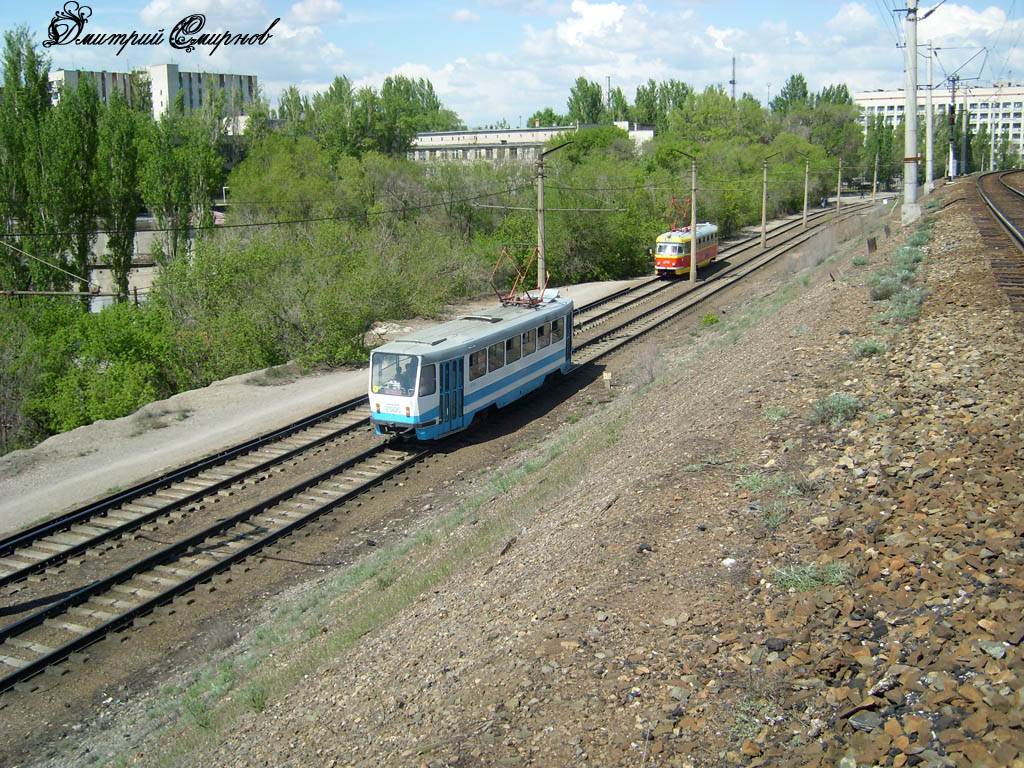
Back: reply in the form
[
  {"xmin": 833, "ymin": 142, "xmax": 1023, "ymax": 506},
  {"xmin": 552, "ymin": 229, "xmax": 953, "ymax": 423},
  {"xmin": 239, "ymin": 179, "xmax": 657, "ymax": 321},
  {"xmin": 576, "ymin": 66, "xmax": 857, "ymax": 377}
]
[
  {"xmin": 409, "ymin": 120, "xmax": 655, "ymax": 164},
  {"xmin": 854, "ymin": 84, "xmax": 1024, "ymax": 156},
  {"xmin": 49, "ymin": 64, "xmax": 258, "ymax": 120}
]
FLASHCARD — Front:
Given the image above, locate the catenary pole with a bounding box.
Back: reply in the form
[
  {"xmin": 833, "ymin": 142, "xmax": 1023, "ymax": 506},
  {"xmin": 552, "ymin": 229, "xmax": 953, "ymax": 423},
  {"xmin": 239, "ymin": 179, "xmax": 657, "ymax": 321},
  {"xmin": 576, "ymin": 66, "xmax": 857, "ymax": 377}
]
[
  {"xmin": 536, "ymin": 141, "xmax": 572, "ymax": 289},
  {"xmin": 902, "ymin": 0, "xmax": 921, "ymax": 225},
  {"xmin": 836, "ymin": 157, "xmax": 842, "ymax": 215},
  {"xmin": 872, "ymin": 155, "xmax": 879, "ymax": 203},
  {"xmin": 925, "ymin": 41, "xmax": 935, "ymax": 194}
]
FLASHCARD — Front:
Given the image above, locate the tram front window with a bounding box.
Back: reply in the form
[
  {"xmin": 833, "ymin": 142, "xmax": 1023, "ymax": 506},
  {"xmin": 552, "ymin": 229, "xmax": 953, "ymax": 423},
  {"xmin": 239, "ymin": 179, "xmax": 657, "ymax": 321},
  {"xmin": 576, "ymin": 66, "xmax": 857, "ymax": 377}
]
[{"xmin": 371, "ymin": 353, "xmax": 419, "ymax": 397}]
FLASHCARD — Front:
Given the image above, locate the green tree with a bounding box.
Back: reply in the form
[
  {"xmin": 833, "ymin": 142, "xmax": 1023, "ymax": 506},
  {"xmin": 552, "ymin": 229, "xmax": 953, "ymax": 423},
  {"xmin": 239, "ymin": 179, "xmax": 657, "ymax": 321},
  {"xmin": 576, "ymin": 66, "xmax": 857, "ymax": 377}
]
[
  {"xmin": 771, "ymin": 74, "xmax": 810, "ymax": 116},
  {"xmin": 97, "ymin": 89, "xmax": 140, "ymax": 300},
  {"xmin": 40, "ymin": 76, "xmax": 100, "ymax": 294},
  {"xmin": 0, "ymin": 27, "xmax": 53, "ymax": 290},
  {"xmin": 528, "ymin": 107, "xmax": 565, "ymax": 127},
  {"xmin": 566, "ymin": 77, "xmax": 604, "ymax": 124}
]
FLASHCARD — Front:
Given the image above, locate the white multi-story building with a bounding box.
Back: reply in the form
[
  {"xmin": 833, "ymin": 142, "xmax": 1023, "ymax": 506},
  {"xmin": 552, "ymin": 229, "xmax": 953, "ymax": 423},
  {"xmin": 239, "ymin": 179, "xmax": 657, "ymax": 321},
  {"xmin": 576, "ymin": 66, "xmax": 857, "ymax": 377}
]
[
  {"xmin": 854, "ymin": 85, "xmax": 1024, "ymax": 156},
  {"xmin": 49, "ymin": 64, "xmax": 257, "ymax": 121},
  {"xmin": 409, "ymin": 120, "xmax": 655, "ymax": 164}
]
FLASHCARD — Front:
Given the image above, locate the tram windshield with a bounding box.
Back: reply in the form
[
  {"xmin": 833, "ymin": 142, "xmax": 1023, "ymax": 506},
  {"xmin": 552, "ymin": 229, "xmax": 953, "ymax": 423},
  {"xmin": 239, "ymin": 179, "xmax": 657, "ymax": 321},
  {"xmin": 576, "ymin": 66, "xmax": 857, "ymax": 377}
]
[{"xmin": 371, "ymin": 353, "xmax": 419, "ymax": 397}]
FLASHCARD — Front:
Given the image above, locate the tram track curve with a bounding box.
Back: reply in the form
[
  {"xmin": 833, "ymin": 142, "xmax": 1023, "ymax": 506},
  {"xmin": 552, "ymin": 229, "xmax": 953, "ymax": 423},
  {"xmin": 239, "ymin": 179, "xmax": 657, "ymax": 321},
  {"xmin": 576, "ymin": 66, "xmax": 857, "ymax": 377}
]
[{"xmin": 975, "ymin": 170, "xmax": 1024, "ymax": 310}]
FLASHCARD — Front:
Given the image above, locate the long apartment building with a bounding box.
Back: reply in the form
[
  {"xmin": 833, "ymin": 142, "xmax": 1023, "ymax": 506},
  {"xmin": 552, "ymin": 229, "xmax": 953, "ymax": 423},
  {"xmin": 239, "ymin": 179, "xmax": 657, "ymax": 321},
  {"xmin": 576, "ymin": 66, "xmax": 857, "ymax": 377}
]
[
  {"xmin": 49, "ymin": 63, "xmax": 257, "ymax": 120},
  {"xmin": 409, "ymin": 120, "xmax": 655, "ymax": 164},
  {"xmin": 853, "ymin": 84, "xmax": 1024, "ymax": 156}
]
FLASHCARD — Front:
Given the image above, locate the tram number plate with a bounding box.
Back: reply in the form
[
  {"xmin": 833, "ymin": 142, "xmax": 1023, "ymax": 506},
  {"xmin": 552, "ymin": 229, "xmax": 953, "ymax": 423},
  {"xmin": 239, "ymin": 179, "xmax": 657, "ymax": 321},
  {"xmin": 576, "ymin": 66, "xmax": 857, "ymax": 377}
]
[{"xmin": 384, "ymin": 403, "xmax": 402, "ymax": 414}]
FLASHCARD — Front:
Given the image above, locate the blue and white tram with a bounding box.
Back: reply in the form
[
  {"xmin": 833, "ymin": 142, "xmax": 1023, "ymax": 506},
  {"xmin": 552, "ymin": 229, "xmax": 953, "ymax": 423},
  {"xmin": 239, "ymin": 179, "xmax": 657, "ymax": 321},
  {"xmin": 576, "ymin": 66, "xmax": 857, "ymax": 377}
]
[{"xmin": 369, "ymin": 291, "xmax": 573, "ymax": 440}]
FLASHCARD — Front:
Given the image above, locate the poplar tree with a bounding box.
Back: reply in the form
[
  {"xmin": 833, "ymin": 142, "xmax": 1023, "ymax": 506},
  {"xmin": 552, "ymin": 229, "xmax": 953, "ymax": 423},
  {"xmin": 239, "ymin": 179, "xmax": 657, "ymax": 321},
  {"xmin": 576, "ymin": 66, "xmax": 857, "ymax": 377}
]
[
  {"xmin": 97, "ymin": 89, "xmax": 140, "ymax": 300},
  {"xmin": 0, "ymin": 27, "xmax": 51, "ymax": 290}
]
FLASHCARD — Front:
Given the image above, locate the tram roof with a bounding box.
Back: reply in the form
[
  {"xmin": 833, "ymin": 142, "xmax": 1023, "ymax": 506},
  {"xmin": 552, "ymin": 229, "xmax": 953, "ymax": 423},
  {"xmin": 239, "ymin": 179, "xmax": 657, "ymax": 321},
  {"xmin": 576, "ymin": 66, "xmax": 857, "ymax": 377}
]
[
  {"xmin": 373, "ymin": 293, "xmax": 572, "ymax": 359},
  {"xmin": 657, "ymin": 222, "xmax": 718, "ymax": 240}
]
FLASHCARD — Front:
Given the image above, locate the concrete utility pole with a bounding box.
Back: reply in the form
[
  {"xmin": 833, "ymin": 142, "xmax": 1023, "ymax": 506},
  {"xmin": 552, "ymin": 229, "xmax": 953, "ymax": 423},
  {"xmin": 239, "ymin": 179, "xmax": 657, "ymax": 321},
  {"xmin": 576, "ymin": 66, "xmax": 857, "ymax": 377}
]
[
  {"xmin": 802, "ymin": 155, "xmax": 810, "ymax": 230},
  {"xmin": 795, "ymin": 151, "xmax": 809, "ymax": 229},
  {"xmin": 836, "ymin": 157, "xmax": 843, "ymax": 214},
  {"xmin": 536, "ymin": 141, "xmax": 572, "ymax": 289},
  {"xmin": 872, "ymin": 155, "xmax": 879, "ymax": 203},
  {"xmin": 730, "ymin": 57, "xmax": 736, "ymax": 103},
  {"xmin": 948, "ymin": 76, "xmax": 958, "ymax": 178},
  {"xmin": 960, "ymin": 87, "xmax": 969, "ymax": 176},
  {"xmin": 670, "ymin": 149, "xmax": 699, "ymax": 287},
  {"xmin": 761, "ymin": 152, "xmax": 779, "ymax": 249},
  {"xmin": 925, "ymin": 41, "xmax": 935, "ymax": 194},
  {"xmin": 902, "ymin": 0, "xmax": 921, "ymax": 226}
]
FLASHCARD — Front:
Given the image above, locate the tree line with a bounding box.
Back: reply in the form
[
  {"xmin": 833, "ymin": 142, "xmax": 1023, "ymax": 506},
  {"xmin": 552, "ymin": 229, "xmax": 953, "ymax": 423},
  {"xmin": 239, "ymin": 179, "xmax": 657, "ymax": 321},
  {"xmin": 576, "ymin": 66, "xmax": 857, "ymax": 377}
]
[{"xmin": 3, "ymin": 29, "xmax": 1013, "ymax": 455}]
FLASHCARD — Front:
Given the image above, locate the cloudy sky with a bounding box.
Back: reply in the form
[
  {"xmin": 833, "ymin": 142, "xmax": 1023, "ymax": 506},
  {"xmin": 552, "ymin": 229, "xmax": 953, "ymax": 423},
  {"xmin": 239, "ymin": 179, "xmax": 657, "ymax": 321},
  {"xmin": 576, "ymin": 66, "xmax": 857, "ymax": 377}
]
[{"xmin": 6, "ymin": 0, "xmax": 1023, "ymax": 126}]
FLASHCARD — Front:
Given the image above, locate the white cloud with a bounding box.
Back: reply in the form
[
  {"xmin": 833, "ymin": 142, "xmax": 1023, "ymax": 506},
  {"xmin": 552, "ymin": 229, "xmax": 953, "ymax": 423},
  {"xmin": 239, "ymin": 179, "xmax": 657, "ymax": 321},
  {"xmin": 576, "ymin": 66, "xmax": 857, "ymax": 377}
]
[
  {"xmin": 826, "ymin": 2, "xmax": 879, "ymax": 44},
  {"xmin": 140, "ymin": 0, "xmax": 270, "ymax": 27},
  {"xmin": 288, "ymin": 0, "xmax": 345, "ymax": 26},
  {"xmin": 453, "ymin": 9, "xmax": 481, "ymax": 23}
]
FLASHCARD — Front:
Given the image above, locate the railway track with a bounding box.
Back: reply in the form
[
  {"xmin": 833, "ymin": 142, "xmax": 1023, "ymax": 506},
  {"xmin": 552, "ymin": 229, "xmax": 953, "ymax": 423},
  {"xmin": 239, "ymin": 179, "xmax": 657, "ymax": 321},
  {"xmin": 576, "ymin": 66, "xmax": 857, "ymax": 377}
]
[
  {"xmin": 572, "ymin": 204, "xmax": 870, "ymax": 334},
  {"xmin": 974, "ymin": 170, "xmax": 1024, "ymax": 311},
  {"xmin": 0, "ymin": 442, "xmax": 425, "ymax": 692},
  {"xmin": 572, "ymin": 202, "xmax": 874, "ymax": 350},
  {"xmin": 0, "ymin": 396, "xmax": 373, "ymax": 589},
  {"xmin": 0, "ymin": 200, "xmax": 878, "ymax": 695}
]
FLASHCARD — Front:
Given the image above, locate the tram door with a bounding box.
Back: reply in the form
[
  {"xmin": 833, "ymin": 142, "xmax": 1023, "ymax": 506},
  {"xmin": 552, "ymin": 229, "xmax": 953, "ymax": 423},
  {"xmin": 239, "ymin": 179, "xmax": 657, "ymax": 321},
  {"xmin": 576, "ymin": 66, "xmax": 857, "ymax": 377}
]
[{"xmin": 438, "ymin": 357, "xmax": 464, "ymax": 433}]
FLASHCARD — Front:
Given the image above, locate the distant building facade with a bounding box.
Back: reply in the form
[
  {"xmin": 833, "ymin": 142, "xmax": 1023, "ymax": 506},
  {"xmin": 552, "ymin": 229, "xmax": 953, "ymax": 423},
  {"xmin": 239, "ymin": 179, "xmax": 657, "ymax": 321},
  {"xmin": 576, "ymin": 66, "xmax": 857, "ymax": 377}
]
[
  {"xmin": 409, "ymin": 120, "xmax": 655, "ymax": 164},
  {"xmin": 49, "ymin": 64, "xmax": 258, "ymax": 120},
  {"xmin": 854, "ymin": 84, "xmax": 1024, "ymax": 158}
]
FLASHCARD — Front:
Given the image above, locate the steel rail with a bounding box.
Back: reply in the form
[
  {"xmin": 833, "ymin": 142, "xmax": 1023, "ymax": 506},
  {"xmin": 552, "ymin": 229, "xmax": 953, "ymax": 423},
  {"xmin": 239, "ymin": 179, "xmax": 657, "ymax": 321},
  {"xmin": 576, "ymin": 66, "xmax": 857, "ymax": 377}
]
[
  {"xmin": 977, "ymin": 170, "xmax": 1024, "ymax": 250},
  {"xmin": 0, "ymin": 395, "xmax": 372, "ymax": 583},
  {"xmin": 572, "ymin": 204, "xmax": 871, "ymax": 331},
  {"xmin": 0, "ymin": 441, "xmax": 428, "ymax": 692},
  {"xmin": 571, "ymin": 205, "xmax": 873, "ymax": 366}
]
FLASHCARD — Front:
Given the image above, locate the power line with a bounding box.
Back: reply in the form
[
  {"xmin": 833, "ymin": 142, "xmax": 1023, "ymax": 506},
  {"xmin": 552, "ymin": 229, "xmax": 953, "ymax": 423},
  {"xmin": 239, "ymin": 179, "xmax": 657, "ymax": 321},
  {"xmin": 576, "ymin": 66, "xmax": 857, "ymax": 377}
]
[{"xmin": 0, "ymin": 183, "xmax": 535, "ymax": 240}]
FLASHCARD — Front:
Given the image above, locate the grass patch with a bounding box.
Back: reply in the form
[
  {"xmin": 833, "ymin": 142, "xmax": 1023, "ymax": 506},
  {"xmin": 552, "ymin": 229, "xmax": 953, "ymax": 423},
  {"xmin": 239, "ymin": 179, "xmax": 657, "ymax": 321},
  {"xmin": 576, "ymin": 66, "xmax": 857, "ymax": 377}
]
[
  {"xmin": 906, "ymin": 230, "xmax": 931, "ymax": 247},
  {"xmin": 810, "ymin": 392, "xmax": 861, "ymax": 428},
  {"xmin": 884, "ymin": 287, "xmax": 927, "ymax": 323},
  {"xmin": 761, "ymin": 405, "xmax": 790, "ymax": 423},
  {"xmin": 130, "ymin": 406, "xmax": 192, "ymax": 436},
  {"xmin": 851, "ymin": 255, "xmax": 870, "ymax": 267},
  {"xmin": 683, "ymin": 454, "xmax": 728, "ymax": 472},
  {"xmin": 762, "ymin": 501, "xmax": 789, "ymax": 531},
  {"xmin": 700, "ymin": 312, "xmax": 720, "ymax": 326},
  {"xmin": 247, "ymin": 363, "xmax": 304, "ymax": 387},
  {"xmin": 731, "ymin": 697, "xmax": 780, "ymax": 742},
  {"xmin": 852, "ymin": 338, "xmax": 886, "ymax": 358},
  {"xmin": 773, "ymin": 561, "xmax": 852, "ymax": 592}
]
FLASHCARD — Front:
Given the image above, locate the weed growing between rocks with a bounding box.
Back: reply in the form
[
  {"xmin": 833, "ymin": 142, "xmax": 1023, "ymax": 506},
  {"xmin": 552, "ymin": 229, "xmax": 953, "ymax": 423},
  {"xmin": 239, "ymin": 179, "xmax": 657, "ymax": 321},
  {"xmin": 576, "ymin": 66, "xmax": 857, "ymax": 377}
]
[
  {"xmin": 810, "ymin": 392, "xmax": 861, "ymax": 428},
  {"xmin": 771, "ymin": 561, "xmax": 851, "ymax": 592},
  {"xmin": 852, "ymin": 338, "xmax": 886, "ymax": 358}
]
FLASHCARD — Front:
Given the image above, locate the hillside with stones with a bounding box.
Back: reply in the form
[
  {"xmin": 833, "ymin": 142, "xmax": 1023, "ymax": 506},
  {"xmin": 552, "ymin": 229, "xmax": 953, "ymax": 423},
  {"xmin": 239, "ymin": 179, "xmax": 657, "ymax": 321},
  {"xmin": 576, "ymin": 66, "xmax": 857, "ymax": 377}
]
[{"xmin": 26, "ymin": 180, "xmax": 1021, "ymax": 768}]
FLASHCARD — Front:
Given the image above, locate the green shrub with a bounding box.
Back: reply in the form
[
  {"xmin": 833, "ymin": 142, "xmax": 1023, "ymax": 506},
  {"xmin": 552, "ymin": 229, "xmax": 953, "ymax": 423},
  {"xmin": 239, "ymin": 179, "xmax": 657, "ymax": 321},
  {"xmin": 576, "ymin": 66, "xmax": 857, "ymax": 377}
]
[
  {"xmin": 869, "ymin": 277, "xmax": 901, "ymax": 301},
  {"xmin": 853, "ymin": 338, "xmax": 886, "ymax": 358},
  {"xmin": 811, "ymin": 392, "xmax": 861, "ymax": 427},
  {"xmin": 701, "ymin": 312, "xmax": 720, "ymax": 326}
]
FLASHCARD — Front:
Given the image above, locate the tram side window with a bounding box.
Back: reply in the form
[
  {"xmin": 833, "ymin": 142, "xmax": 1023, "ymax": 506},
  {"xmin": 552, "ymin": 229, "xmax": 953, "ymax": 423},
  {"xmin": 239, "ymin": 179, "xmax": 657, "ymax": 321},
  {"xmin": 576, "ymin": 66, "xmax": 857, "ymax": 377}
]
[
  {"xmin": 488, "ymin": 341, "xmax": 504, "ymax": 372},
  {"xmin": 551, "ymin": 317, "xmax": 564, "ymax": 342},
  {"xmin": 469, "ymin": 350, "xmax": 486, "ymax": 381},
  {"xmin": 522, "ymin": 328, "xmax": 536, "ymax": 356},
  {"xmin": 506, "ymin": 335, "xmax": 521, "ymax": 363},
  {"xmin": 537, "ymin": 322, "xmax": 550, "ymax": 349},
  {"xmin": 419, "ymin": 364, "xmax": 436, "ymax": 396}
]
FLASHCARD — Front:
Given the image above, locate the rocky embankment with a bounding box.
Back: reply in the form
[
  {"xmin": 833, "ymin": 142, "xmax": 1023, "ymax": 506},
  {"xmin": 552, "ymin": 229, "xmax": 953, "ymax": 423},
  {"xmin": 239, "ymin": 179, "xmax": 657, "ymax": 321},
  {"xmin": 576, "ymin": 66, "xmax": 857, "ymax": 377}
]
[{"xmin": 123, "ymin": 183, "xmax": 1021, "ymax": 768}]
